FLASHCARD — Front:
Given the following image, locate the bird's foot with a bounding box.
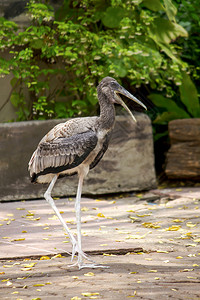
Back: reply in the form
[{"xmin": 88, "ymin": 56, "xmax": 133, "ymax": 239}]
[
  {"xmin": 70, "ymin": 242, "xmax": 109, "ymax": 269},
  {"xmin": 71, "ymin": 241, "xmax": 93, "ymax": 263},
  {"xmin": 78, "ymin": 262, "xmax": 109, "ymax": 269}
]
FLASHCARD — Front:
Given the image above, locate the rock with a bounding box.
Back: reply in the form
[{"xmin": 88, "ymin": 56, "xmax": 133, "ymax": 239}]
[
  {"xmin": 165, "ymin": 118, "xmax": 200, "ymax": 179},
  {"xmin": 0, "ymin": 113, "xmax": 156, "ymax": 201}
]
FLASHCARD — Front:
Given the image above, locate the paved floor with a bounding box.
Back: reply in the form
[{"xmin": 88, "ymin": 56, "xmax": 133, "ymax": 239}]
[{"xmin": 0, "ymin": 188, "xmax": 200, "ymax": 299}]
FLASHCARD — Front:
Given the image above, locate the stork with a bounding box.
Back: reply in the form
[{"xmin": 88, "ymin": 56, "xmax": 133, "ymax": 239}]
[{"xmin": 28, "ymin": 77, "xmax": 147, "ymax": 269}]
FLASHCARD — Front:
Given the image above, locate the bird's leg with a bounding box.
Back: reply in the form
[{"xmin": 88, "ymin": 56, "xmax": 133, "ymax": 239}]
[
  {"xmin": 44, "ymin": 175, "xmax": 78, "ymax": 259},
  {"xmin": 75, "ymin": 169, "xmax": 108, "ymax": 269},
  {"xmin": 73, "ymin": 171, "xmax": 93, "ymax": 266}
]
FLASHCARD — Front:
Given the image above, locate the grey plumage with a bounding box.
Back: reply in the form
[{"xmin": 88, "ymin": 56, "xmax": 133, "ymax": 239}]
[{"xmin": 28, "ymin": 77, "xmax": 146, "ymax": 269}]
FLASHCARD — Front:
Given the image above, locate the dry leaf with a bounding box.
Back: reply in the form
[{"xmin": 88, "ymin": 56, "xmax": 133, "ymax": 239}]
[
  {"xmin": 186, "ymin": 222, "xmax": 197, "ymax": 228},
  {"xmin": 81, "ymin": 292, "xmax": 99, "ymax": 297},
  {"xmin": 97, "ymin": 213, "xmax": 105, "ymax": 218},
  {"xmin": 142, "ymin": 222, "xmax": 160, "ymax": 229},
  {"xmin": 84, "ymin": 272, "xmax": 95, "ymax": 277},
  {"xmin": 40, "ymin": 256, "xmax": 50, "ymax": 260},
  {"xmin": 164, "ymin": 225, "xmax": 181, "ymax": 231},
  {"xmin": 33, "ymin": 284, "xmax": 45, "ymax": 287}
]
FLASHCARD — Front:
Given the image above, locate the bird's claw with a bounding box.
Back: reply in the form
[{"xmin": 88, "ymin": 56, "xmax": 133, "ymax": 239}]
[{"xmin": 71, "ymin": 241, "xmax": 93, "ymax": 264}]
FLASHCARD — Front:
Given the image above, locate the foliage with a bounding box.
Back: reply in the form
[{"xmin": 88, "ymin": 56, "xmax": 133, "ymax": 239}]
[{"xmin": 0, "ymin": 0, "xmax": 195, "ymax": 121}]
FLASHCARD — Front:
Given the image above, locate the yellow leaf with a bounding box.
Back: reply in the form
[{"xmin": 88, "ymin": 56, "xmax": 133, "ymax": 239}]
[
  {"xmin": 164, "ymin": 225, "xmax": 181, "ymax": 231},
  {"xmin": 148, "ymin": 270, "xmax": 157, "ymax": 273},
  {"xmin": 84, "ymin": 272, "xmax": 95, "ymax": 277},
  {"xmin": 22, "ymin": 263, "xmax": 36, "ymax": 268},
  {"xmin": 100, "ymin": 244, "xmax": 108, "ymax": 247},
  {"xmin": 103, "ymin": 253, "xmax": 116, "ymax": 256},
  {"xmin": 81, "ymin": 292, "xmax": 99, "ymax": 297},
  {"xmin": 40, "ymin": 256, "xmax": 50, "ymax": 260},
  {"xmin": 154, "ymin": 277, "xmax": 160, "ymax": 280},
  {"xmin": 48, "ymin": 215, "xmax": 58, "ymax": 220},
  {"xmin": 11, "ymin": 291, "xmax": 19, "ymax": 294},
  {"xmin": 72, "ymin": 276, "xmax": 79, "ymax": 280},
  {"xmin": 33, "ymin": 284, "xmax": 45, "ymax": 287},
  {"xmin": 7, "ymin": 213, "xmax": 14, "ymax": 217},
  {"xmin": 12, "ymin": 238, "xmax": 25, "ymax": 241},
  {"xmin": 176, "ymin": 256, "xmax": 183, "ymax": 259},
  {"xmin": 71, "ymin": 297, "xmax": 82, "ymax": 300},
  {"xmin": 173, "ymin": 219, "xmax": 184, "ymax": 223},
  {"xmin": 186, "ymin": 222, "xmax": 197, "ymax": 228},
  {"xmin": 81, "ymin": 207, "xmax": 89, "ymax": 212},
  {"xmin": 22, "ymin": 230, "xmax": 27, "ymax": 233},
  {"xmin": 97, "ymin": 213, "xmax": 105, "ymax": 218},
  {"xmin": 193, "ymin": 264, "xmax": 199, "ymax": 267},
  {"xmin": 142, "ymin": 222, "xmax": 160, "ymax": 229},
  {"xmin": 6, "ymin": 281, "xmax": 12, "ymax": 286},
  {"xmin": 52, "ymin": 254, "xmax": 65, "ymax": 259},
  {"xmin": 136, "ymin": 214, "xmax": 151, "ymax": 217}
]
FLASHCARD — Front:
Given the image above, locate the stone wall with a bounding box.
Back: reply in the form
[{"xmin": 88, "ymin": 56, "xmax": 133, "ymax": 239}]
[{"xmin": 0, "ymin": 113, "xmax": 157, "ymax": 201}]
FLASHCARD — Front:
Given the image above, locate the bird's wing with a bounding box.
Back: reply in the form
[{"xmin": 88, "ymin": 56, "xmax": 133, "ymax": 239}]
[{"xmin": 29, "ymin": 130, "xmax": 98, "ymax": 180}]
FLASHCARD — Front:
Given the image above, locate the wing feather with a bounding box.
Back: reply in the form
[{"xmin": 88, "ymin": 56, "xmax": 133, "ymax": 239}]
[{"xmin": 29, "ymin": 130, "xmax": 98, "ymax": 181}]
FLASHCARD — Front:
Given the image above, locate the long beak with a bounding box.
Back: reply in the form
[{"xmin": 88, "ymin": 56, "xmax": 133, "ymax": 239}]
[{"xmin": 115, "ymin": 87, "xmax": 147, "ymax": 123}]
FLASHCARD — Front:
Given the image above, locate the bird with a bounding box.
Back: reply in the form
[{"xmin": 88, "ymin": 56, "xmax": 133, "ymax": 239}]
[{"xmin": 28, "ymin": 76, "xmax": 147, "ymax": 269}]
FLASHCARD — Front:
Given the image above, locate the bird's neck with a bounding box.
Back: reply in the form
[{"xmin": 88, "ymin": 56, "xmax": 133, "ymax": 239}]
[{"xmin": 98, "ymin": 92, "xmax": 116, "ymax": 130}]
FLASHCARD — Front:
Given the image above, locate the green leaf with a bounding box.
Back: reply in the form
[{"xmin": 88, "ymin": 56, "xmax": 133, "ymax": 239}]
[
  {"xmin": 153, "ymin": 111, "xmax": 186, "ymax": 124},
  {"xmin": 10, "ymin": 92, "xmax": 20, "ymax": 108},
  {"xmin": 149, "ymin": 93, "xmax": 190, "ymax": 118},
  {"xmin": 179, "ymin": 72, "xmax": 200, "ymax": 117},
  {"xmin": 101, "ymin": 7, "xmax": 126, "ymax": 28},
  {"xmin": 150, "ymin": 18, "xmax": 188, "ymax": 45},
  {"xmin": 163, "ymin": 0, "xmax": 177, "ymax": 22},
  {"xmin": 142, "ymin": 0, "xmax": 164, "ymax": 12},
  {"xmin": 30, "ymin": 39, "xmax": 44, "ymax": 49}
]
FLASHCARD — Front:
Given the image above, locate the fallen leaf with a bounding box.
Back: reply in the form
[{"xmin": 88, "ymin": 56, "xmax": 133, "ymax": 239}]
[
  {"xmin": 33, "ymin": 284, "xmax": 45, "ymax": 287},
  {"xmin": 97, "ymin": 213, "xmax": 105, "ymax": 218},
  {"xmin": 194, "ymin": 238, "xmax": 200, "ymax": 243},
  {"xmin": 48, "ymin": 215, "xmax": 58, "ymax": 220},
  {"xmin": 142, "ymin": 222, "xmax": 160, "ymax": 229},
  {"xmin": 40, "ymin": 256, "xmax": 50, "ymax": 260},
  {"xmin": 84, "ymin": 272, "xmax": 95, "ymax": 277},
  {"xmin": 81, "ymin": 292, "xmax": 99, "ymax": 297},
  {"xmin": 6, "ymin": 281, "xmax": 12, "ymax": 286},
  {"xmin": 136, "ymin": 213, "xmax": 151, "ymax": 217},
  {"xmin": 52, "ymin": 254, "xmax": 65, "ymax": 259},
  {"xmin": 186, "ymin": 222, "xmax": 197, "ymax": 228},
  {"xmin": 164, "ymin": 225, "xmax": 181, "ymax": 231},
  {"xmin": 81, "ymin": 207, "xmax": 89, "ymax": 212}
]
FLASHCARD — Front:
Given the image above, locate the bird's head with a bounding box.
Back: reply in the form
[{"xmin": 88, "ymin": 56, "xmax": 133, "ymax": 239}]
[{"xmin": 98, "ymin": 77, "xmax": 147, "ymax": 122}]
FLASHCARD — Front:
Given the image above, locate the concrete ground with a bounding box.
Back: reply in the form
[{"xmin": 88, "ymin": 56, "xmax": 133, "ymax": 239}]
[{"xmin": 0, "ymin": 187, "xmax": 200, "ymax": 299}]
